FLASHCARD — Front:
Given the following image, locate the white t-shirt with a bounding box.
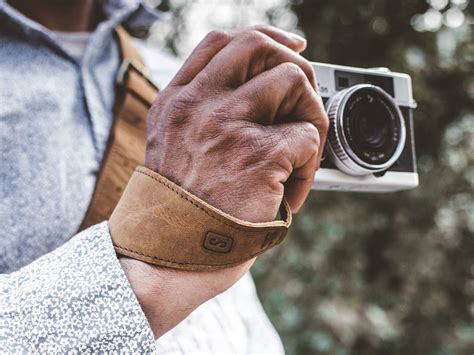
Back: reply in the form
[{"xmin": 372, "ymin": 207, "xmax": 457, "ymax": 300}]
[{"xmin": 54, "ymin": 31, "xmax": 92, "ymax": 62}]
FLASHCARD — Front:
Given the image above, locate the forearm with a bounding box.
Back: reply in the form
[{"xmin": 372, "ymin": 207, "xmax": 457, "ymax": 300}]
[{"xmin": 114, "ymin": 25, "xmax": 325, "ymax": 338}]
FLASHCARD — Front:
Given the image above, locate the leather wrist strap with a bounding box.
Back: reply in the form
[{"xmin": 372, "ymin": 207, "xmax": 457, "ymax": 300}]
[{"xmin": 109, "ymin": 167, "xmax": 292, "ymax": 271}]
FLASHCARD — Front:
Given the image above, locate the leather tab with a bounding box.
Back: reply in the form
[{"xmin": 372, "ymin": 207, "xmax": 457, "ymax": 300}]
[{"xmin": 109, "ymin": 167, "xmax": 292, "ymax": 271}]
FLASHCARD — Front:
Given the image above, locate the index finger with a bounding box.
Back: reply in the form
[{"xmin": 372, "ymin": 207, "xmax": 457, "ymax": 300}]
[
  {"xmin": 192, "ymin": 30, "xmax": 316, "ymax": 91},
  {"xmin": 169, "ymin": 26, "xmax": 307, "ymax": 87}
]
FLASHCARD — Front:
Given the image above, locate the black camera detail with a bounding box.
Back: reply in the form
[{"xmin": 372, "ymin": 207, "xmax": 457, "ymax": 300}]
[
  {"xmin": 335, "ymin": 70, "xmax": 395, "ymax": 97},
  {"xmin": 342, "ymin": 87, "xmax": 402, "ymax": 166}
]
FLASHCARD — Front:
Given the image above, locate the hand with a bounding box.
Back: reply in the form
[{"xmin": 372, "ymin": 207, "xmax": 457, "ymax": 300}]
[
  {"xmin": 122, "ymin": 25, "xmax": 329, "ymax": 338},
  {"xmin": 146, "ymin": 26, "xmax": 328, "ymax": 223}
]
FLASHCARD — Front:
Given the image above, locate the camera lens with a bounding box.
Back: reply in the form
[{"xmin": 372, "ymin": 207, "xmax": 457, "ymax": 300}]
[
  {"xmin": 342, "ymin": 87, "xmax": 401, "ymax": 166},
  {"xmin": 355, "ymin": 113, "xmax": 387, "ymax": 148},
  {"xmin": 325, "ymin": 84, "xmax": 406, "ymax": 176}
]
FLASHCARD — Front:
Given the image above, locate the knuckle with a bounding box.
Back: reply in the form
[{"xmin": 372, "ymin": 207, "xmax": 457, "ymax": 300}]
[
  {"xmin": 163, "ymin": 88, "xmax": 198, "ymax": 125},
  {"xmin": 251, "ymin": 24, "xmax": 273, "ymax": 33},
  {"xmin": 302, "ymin": 60, "xmax": 316, "ymax": 82},
  {"xmin": 281, "ymin": 62, "xmax": 307, "ymax": 84},
  {"xmin": 319, "ymin": 112, "xmax": 330, "ymax": 134},
  {"xmin": 240, "ymin": 30, "xmax": 271, "ymax": 48},
  {"xmin": 304, "ymin": 121, "xmax": 319, "ymax": 136},
  {"xmin": 305, "ymin": 123, "xmax": 321, "ymax": 150},
  {"xmin": 204, "ymin": 30, "xmax": 231, "ymax": 43},
  {"xmin": 173, "ymin": 89, "xmax": 197, "ymax": 110},
  {"xmin": 148, "ymin": 88, "xmax": 174, "ymax": 119},
  {"xmin": 277, "ymin": 128, "xmax": 293, "ymax": 155}
]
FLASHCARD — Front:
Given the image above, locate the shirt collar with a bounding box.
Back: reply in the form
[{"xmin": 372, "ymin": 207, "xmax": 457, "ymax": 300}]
[
  {"xmin": 0, "ymin": 0, "xmax": 161, "ymax": 63},
  {"xmin": 0, "ymin": 0, "xmax": 161, "ymax": 38}
]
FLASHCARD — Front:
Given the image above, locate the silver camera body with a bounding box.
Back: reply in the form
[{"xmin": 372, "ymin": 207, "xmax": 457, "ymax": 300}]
[{"xmin": 311, "ymin": 62, "xmax": 419, "ymax": 192}]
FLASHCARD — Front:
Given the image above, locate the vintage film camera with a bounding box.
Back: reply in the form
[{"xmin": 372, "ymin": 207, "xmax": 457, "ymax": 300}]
[{"xmin": 311, "ymin": 63, "xmax": 418, "ymax": 192}]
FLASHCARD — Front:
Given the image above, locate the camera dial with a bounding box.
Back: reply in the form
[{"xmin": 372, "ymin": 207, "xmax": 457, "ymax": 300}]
[{"xmin": 325, "ymin": 84, "xmax": 406, "ymax": 176}]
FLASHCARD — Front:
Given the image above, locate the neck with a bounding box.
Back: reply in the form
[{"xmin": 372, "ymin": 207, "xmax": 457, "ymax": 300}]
[{"xmin": 7, "ymin": 0, "xmax": 103, "ymax": 32}]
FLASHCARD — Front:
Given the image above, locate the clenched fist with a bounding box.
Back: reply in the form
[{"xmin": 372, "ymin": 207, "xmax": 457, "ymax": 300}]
[
  {"xmin": 121, "ymin": 25, "xmax": 329, "ymax": 338},
  {"xmin": 145, "ymin": 26, "xmax": 328, "ymax": 223}
]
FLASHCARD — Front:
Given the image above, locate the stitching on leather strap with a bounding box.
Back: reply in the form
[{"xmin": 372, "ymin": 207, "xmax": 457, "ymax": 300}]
[
  {"xmin": 113, "ymin": 243, "xmax": 270, "ymax": 268},
  {"xmin": 134, "ymin": 168, "xmax": 290, "ymax": 233},
  {"xmin": 111, "ymin": 167, "xmax": 290, "ymax": 270}
]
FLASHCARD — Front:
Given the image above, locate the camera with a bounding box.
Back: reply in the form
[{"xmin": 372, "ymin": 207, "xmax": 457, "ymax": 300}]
[{"xmin": 311, "ymin": 62, "xmax": 419, "ymax": 192}]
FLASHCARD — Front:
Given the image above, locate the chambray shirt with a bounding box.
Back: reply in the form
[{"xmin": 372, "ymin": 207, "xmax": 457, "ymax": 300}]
[{"xmin": 0, "ymin": 1, "xmax": 284, "ymax": 353}]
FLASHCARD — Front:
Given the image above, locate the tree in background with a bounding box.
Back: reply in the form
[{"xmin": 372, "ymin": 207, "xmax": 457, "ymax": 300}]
[{"xmin": 147, "ymin": 0, "xmax": 473, "ymax": 353}]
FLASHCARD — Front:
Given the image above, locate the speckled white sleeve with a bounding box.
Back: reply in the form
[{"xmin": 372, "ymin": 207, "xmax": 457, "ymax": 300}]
[{"xmin": 0, "ymin": 222, "xmax": 156, "ymax": 353}]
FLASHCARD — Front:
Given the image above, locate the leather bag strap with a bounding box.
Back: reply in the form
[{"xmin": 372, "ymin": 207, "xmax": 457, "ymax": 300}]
[{"xmin": 80, "ymin": 26, "xmax": 159, "ymax": 230}]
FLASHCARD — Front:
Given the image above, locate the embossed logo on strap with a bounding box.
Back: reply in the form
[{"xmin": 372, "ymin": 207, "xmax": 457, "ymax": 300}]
[{"xmin": 203, "ymin": 232, "xmax": 234, "ymax": 253}]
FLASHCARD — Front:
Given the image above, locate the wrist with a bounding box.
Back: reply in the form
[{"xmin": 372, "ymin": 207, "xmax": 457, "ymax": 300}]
[
  {"xmin": 119, "ymin": 256, "xmax": 230, "ymax": 339},
  {"xmin": 119, "ymin": 256, "xmax": 245, "ymax": 338},
  {"xmin": 119, "ymin": 256, "xmax": 197, "ymax": 338}
]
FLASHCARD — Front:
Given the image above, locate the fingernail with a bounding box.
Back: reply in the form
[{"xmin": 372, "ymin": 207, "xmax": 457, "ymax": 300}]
[{"xmin": 288, "ymin": 32, "xmax": 306, "ymax": 43}]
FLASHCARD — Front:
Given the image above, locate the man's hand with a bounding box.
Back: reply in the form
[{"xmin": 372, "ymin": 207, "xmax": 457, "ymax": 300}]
[
  {"xmin": 121, "ymin": 25, "xmax": 329, "ymax": 338},
  {"xmin": 146, "ymin": 26, "xmax": 328, "ymax": 222}
]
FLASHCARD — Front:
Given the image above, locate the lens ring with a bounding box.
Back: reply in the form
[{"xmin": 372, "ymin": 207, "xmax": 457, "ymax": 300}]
[{"xmin": 325, "ymin": 84, "xmax": 406, "ymax": 176}]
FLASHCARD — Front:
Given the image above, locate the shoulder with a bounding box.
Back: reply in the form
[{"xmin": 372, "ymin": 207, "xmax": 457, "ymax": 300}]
[{"xmin": 132, "ymin": 38, "xmax": 183, "ymax": 89}]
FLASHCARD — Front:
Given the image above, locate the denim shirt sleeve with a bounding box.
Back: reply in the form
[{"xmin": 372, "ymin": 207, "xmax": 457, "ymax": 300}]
[{"xmin": 0, "ymin": 222, "xmax": 156, "ymax": 353}]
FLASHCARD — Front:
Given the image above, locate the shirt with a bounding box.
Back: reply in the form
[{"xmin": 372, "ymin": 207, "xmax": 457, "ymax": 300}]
[{"xmin": 0, "ymin": 0, "xmax": 284, "ymax": 353}]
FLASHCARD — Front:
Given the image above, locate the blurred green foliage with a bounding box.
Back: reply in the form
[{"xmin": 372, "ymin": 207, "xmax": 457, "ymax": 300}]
[{"xmin": 154, "ymin": 0, "xmax": 473, "ymax": 353}]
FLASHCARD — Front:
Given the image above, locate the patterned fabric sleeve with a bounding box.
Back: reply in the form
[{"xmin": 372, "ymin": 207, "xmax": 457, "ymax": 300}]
[{"xmin": 0, "ymin": 222, "xmax": 156, "ymax": 353}]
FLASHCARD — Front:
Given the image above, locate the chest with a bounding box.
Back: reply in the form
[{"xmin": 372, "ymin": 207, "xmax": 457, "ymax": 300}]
[{"xmin": 0, "ymin": 34, "xmax": 115, "ymax": 272}]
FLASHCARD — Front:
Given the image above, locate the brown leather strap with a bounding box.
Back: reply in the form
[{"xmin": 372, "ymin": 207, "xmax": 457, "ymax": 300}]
[
  {"xmin": 80, "ymin": 27, "xmax": 159, "ymax": 230},
  {"xmin": 109, "ymin": 167, "xmax": 291, "ymax": 271},
  {"xmin": 115, "ymin": 26, "xmax": 145, "ymax": 68}
]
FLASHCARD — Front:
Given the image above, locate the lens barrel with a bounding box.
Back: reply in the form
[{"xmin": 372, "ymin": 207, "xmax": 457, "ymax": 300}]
[{"xmin": 325, "ymin": 84, "xmax": 406, "ymax": 176}]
